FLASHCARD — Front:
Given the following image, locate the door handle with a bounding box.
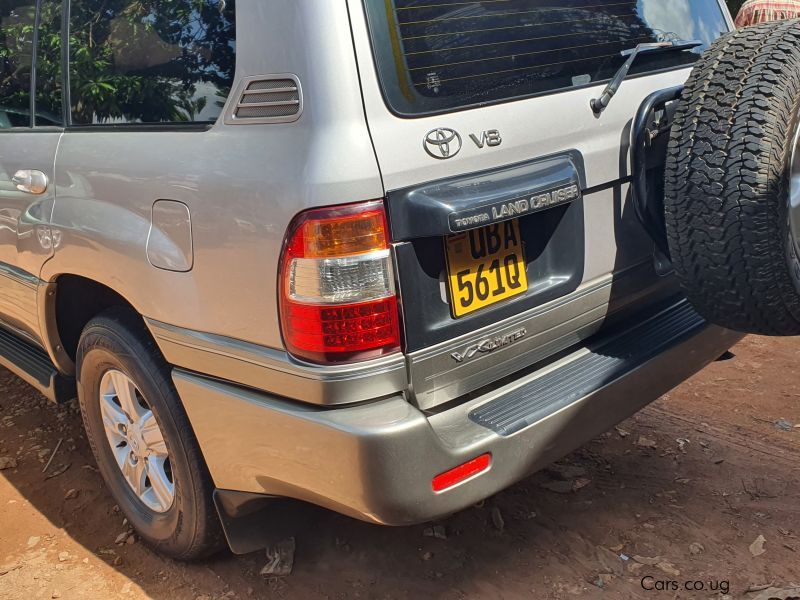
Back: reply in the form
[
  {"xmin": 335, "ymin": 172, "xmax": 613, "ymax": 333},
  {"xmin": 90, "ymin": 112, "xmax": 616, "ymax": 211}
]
[{"xmin": 12, "ymin": 170, "xmax": 48, "ymax": 195}]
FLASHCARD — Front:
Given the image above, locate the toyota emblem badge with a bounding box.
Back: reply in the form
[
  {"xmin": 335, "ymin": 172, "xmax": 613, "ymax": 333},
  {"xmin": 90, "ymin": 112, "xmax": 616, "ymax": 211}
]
[{"xmin": 424, "ymin": 128, "xmax": 462, "ymax": 160}]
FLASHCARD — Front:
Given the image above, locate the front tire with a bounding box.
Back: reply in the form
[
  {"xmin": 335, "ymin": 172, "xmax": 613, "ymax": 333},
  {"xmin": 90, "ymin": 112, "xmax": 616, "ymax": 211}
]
[{"xmin": 77, "ymin": 308, "xmax": 224, "ymax": 560}]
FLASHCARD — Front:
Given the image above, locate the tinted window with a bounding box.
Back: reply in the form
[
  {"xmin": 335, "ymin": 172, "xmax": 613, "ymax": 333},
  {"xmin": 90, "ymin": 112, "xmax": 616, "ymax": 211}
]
[
  {"xmin": 68, "ymin": 0, "xmax": 236, "ymax": 125},
  {"xmin": 364, "ymin": 0, "xmax": 729, "ymax": 115},
  {"xmin": 0, "ymin": 1, "xmax": 35, "ymax": 129},
  {"xmin": 35, "ymin": 0, "xmax": 63, "ymax": 126}
]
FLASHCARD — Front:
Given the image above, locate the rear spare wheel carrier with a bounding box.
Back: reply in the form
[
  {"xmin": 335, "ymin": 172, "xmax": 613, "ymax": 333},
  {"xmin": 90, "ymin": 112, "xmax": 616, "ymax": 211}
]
[{"xmin": 664, "ymin": 20, "xmax": 800, "ymax": 335}]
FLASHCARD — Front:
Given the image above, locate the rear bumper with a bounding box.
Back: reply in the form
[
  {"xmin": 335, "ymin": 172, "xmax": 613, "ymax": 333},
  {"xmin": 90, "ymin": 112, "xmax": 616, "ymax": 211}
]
[{"xmin": 174, "ymin": 300, "xmax": 742, "ymax": 526}]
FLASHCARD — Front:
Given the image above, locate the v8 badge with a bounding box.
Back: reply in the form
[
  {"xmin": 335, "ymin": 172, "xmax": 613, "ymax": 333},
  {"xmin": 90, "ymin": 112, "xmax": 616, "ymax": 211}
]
[{"xmin": 470, "ymin": 129, "xmax": 502, "ymax": 149}]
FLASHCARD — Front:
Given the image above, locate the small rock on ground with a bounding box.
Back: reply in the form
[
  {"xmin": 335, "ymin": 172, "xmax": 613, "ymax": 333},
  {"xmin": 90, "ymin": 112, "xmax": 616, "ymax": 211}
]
[
  {"xmin": 491, "ymin": 507, "xmax": 505, "ymax": 533},
  {"xmin": 423, "ymin": 525, "xmax": 447, "ymax": 540},
  {"xmin": 636, "ymin": 436, "xmax": 657, "ymax": 449},
  {"xmin": 546, "ymin": 464, "xmax": 588, "ymax": 480},
  {"xmin": 260, "ymin": 537, "xmax": 295, "ymax": 577},
  {"xmin": 749, "ymin": 535, "xmax": 767, "ymax": 557},
  {"xmin": 689, "ymin": 542, "xmax": 705, "ymax": 555},
  {"xmin": 115, "ymin": 531, "xmax": 131, "ymax": 545}
]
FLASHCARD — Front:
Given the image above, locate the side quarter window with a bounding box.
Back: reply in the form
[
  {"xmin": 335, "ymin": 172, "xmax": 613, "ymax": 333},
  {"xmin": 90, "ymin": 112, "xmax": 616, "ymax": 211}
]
[
  {"xmin": 0, "ymin": 1, "xmax": 36, "ymax": 129},
  {"xmin": 67, "ymin": 0, "xmax": 236, "ymax": 126}
]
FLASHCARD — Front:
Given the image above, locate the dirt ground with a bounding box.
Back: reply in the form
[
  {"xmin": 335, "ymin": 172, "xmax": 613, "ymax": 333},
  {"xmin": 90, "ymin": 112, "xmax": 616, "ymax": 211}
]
[{"xmin": 0, "ymin": 336, "xmax": 798, "ymax": 600}]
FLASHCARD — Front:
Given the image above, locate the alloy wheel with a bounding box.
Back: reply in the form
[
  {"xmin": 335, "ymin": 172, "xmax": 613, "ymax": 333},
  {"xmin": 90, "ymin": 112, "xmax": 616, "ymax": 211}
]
[{"xmin": 98, "ymin": 369, "xmax": 175, "ymax": 513}]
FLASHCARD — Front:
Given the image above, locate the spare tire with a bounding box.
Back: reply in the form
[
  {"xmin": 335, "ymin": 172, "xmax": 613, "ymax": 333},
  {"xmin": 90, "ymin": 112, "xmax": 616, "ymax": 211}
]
[{"xmin": 664, "ymin": 20, "xmax": 800, "ymax": 335}]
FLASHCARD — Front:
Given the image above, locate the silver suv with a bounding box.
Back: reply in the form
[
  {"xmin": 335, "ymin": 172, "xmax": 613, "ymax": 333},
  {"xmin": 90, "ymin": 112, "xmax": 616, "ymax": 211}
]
[{"xmin": 5, "ymin": 0, "xmax": 798, "ymax": 560}]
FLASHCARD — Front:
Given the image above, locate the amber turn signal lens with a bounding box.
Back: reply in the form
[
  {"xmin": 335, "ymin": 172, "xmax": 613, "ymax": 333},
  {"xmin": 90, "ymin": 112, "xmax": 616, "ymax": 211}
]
[{"xmin": 301, "ymin": 207, "xmax": 389, "ymax": 258}]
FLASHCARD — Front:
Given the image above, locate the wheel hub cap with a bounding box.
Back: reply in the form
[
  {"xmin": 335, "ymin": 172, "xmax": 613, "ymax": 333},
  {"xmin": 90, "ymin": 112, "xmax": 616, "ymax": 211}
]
[
  {"xmin": 99, "ymin": 370, "xmax": 175, "ymax": 513},
  {"xmin": 129, "ymin": 434, "xmax": 141, "ymax": 454},
  {"xmin": 790, "ymin": 113, "xmax": 800, "ymax": 254}
]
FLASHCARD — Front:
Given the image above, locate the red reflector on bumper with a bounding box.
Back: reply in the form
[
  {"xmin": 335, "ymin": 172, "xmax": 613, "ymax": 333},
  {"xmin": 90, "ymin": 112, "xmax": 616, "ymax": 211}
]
[{"xmin": 432, "ymin": 454, "xmax": 491, "ymax": 492}]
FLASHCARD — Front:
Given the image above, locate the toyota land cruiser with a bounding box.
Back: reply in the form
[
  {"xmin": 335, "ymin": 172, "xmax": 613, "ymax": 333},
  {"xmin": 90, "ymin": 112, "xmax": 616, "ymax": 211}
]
[{"xmin": 2, "ymin": 0, "xmax": 799, "ymax": 560}]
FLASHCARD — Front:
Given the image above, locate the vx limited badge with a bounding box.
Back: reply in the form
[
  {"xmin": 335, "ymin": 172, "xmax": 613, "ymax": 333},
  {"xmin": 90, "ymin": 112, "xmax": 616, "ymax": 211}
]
[
  {"xmin": 424, "ymin": 128, "xmax": 462, "ymax": 159},
  {"xmin": 451, "ymin": 328, "xmax": 527, "ymax": 363}
]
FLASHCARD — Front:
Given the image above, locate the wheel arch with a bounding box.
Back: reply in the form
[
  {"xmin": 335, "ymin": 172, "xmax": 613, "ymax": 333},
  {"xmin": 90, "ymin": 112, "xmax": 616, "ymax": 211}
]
[{"xmin": 38, "ymin": 273, "xmax": 152, "ymax": 376}]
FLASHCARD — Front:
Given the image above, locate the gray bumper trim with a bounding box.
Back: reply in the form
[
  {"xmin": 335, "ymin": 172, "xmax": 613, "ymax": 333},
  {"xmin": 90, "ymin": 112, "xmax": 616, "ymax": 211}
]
[
  {"xmin": 173, "ymin": 303, "xmax": 742, "ymax": 526},
  {"xmin": 146, "ymin": 318, "xmax": 408, "ymax": 406},
  {"xmin": 470, "ymin": 301, "xmax": 704, "ymax": 436}
]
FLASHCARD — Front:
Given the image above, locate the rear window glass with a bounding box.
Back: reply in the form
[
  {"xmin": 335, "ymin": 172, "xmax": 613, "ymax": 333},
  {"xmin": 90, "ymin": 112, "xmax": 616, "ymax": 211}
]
[{"xmin": 363, "ymin": 0, "xmax": 730, "ymax": 116}]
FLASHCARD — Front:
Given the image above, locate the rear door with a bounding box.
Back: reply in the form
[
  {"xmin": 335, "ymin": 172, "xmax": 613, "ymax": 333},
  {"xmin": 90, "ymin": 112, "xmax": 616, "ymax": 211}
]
[
  {"xmin": 0, "ymin": 0, "xmax": 62, "ymax": 343},
  {"xmin": 348, "ymin": 0, "xmax": 733, "ymax": 408}
]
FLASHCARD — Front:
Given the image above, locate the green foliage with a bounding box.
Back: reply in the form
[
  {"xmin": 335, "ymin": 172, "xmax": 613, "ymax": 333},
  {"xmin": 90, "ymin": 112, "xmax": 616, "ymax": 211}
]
[
  {"xmin": 2, "ymin": 0, "xmax": 235, "ymax": 125},
  {"xmin": 35, "ymin": 1, "xmax": 63, "ymax": 122},
  {"xmin": 67, "ymin": 0, "xmax": 234, "ymax": 124},
  {"xmin": 0, "ymin": 4, "xmax": 34, "ymax": 119}
]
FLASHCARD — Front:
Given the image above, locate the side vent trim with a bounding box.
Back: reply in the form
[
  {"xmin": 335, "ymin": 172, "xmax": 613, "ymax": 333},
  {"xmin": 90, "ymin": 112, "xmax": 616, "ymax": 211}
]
[{"xmin": 224, "ymin": 74, "xmax": 303, "ymax": 125}]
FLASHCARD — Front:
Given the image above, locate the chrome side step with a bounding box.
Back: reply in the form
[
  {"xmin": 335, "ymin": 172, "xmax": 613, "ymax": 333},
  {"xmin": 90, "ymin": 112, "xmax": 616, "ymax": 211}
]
[
  {"xmin": 469, "ymin": 301, "xmax": 705, "ymax": 436},
  {"xmin": 0, "ymin": 326, "xmax": 75, "ymax": 403}
]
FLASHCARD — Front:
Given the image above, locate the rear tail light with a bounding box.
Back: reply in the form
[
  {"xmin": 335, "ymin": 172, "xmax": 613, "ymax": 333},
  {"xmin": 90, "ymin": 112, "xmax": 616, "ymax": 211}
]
[{"xmin": 279, "ymin": 200, "xmax": 401, "ymax": 363}]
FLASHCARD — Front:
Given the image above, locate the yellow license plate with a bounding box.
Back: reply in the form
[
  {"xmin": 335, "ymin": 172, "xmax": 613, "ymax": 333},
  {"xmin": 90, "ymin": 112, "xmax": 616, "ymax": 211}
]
[{"xmin": 445, "ymin": 220, "xmax": 528, "ymax": 318}]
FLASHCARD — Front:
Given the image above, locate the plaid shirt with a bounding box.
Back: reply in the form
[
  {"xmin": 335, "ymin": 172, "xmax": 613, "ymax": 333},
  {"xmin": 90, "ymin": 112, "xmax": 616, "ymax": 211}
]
[{"xmin": 735, "ymin": 0, "xmax": 800, "ymax": 26}]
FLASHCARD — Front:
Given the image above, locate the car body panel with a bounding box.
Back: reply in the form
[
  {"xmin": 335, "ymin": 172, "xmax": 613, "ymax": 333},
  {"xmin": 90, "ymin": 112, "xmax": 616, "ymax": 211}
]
[
  {"xmin": 0, "ymin": 130, "xmax": 60, "ymax": 344},
  {"xmin": 41, "ymin": 0, "xmax": 383, "ymax": 351}
]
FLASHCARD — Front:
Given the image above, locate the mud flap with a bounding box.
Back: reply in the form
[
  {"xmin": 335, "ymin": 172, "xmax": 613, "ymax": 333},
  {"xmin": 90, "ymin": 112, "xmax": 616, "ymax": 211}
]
[{"xmin": 213, "ymin": 489, "xmax": 279, "ymax": 555}]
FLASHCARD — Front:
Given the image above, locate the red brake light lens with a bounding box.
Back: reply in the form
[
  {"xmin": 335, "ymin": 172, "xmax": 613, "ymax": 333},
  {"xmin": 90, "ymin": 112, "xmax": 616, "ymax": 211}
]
[{"xmin": 279, "ymin": 201, "xmax": 401, "ymax": 363}]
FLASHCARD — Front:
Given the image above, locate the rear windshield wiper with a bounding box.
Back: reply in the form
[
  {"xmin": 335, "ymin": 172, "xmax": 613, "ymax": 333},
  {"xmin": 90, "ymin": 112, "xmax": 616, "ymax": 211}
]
[{"xmin": 590, "ymin": 40, "xmax": 702, "ymax": 115}]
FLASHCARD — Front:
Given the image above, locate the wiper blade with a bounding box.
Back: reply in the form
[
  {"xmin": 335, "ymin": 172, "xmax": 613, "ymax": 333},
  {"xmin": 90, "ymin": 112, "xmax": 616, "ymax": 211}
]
[{"xmin": 590, "ymin": 40, "xmax": 702, "ymax": 115}]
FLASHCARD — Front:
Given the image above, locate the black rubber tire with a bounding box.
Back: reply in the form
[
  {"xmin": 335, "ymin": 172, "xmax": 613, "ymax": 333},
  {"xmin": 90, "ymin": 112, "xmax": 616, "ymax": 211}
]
[
  {"xmin": 664, "ymin": 20, "xmax": 800, "ymax": 335},
  {"xmin": 76, "ymin": 308, "xmax": 225, "ymax": 560}
]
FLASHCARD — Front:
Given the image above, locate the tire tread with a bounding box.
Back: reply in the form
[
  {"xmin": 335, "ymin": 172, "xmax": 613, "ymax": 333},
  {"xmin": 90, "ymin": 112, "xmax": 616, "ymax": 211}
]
[
  {"xmin": 664, "ymin": 20, "xmax": 800, "ymax": 335},
  {"xmin": 77, "ymin": 307, "xmax": 225, "ymax": 560}
]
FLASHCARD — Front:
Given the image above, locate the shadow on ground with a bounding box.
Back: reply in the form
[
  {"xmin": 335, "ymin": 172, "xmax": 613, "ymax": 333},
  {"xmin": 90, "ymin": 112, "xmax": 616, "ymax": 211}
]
[{"xmin": 1, "ymin": 336, "xmax": 800, "ymax": 599}]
